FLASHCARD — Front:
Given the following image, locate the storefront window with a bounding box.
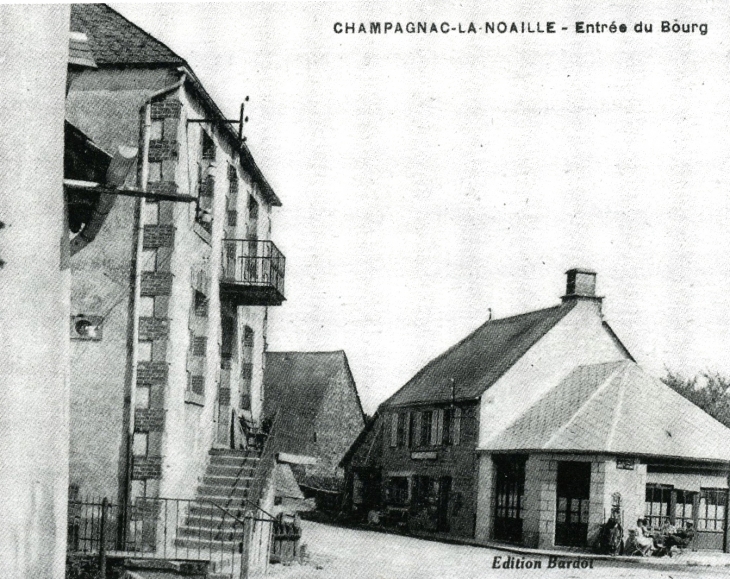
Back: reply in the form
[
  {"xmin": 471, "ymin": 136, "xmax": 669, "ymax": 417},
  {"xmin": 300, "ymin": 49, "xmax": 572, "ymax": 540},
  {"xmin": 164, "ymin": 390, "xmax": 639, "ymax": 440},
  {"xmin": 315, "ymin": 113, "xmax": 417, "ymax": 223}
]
[
  {"xmin": 699, "ymin": 489, "xmax": 727, "ymax": 531},
  {"xmin": 645, "ymin": 484, "xmax": 672, "ymax": 528}
]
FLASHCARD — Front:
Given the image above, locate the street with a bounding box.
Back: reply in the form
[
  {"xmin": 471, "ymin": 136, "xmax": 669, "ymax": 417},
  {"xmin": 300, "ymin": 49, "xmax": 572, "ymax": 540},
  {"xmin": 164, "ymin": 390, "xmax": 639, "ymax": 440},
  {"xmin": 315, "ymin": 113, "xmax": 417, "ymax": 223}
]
[{"xmin": 267, "ymin": 521, "xmax": 730, "ymax": 579}]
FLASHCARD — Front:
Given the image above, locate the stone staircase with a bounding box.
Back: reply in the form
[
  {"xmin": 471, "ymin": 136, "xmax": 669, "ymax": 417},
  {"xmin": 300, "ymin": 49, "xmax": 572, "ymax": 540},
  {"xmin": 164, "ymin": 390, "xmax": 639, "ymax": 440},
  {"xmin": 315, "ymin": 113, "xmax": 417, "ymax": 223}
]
[{"xmin": 173, "ymin": 448, "xmax": 260, "ymax": 576}]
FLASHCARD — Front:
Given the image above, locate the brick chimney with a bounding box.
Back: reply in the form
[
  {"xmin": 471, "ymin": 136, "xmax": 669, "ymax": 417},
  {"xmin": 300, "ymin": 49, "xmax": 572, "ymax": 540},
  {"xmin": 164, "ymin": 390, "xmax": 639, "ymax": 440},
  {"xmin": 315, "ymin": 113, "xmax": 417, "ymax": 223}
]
[{"xmin": 561, "ymin": 268, "xmax": 602, "ymax": 305}]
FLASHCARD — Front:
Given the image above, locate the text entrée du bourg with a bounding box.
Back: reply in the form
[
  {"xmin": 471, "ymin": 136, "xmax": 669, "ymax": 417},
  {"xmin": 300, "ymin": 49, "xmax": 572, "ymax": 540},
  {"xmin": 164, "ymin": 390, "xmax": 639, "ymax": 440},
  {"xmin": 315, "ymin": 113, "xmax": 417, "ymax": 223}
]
[{"xmin": 333, "ymin": 21, "xmax": 708, "ymax": 36}]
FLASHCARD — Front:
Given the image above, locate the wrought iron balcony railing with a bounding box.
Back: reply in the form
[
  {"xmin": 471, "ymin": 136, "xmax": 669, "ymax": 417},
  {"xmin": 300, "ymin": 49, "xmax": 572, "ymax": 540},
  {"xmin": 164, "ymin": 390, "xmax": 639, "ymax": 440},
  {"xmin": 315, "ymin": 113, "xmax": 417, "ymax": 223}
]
[{"xmin": 220, "ymin": 239, "xmax": 285, "ymax": 306}]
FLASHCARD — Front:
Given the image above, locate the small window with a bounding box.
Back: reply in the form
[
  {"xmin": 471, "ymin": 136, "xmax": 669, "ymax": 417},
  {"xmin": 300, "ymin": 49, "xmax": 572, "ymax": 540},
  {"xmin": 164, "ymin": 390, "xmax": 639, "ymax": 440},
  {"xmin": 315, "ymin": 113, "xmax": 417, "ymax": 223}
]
[
  {"xmin": 248, "ymin": 195, "xmax": 259, "ymax": 221},
  {"xmin": 192, "ymin": 336, "xmax": 207, "ymax": 357},
  {"xmin": 201, "ymin": 130, "xmax": 216, "ymax": 160},
  {"xmin": 190, "ymin": 375, "xmax": 205, "ymax": 395},
  {"xmin": 150, "ymin": 119, "xmax": 164, "ymax": 140},
  {"xmin": 443, "ymin": 408, "xmax": 453, "ymax": 445},
  {"xmin": 390, "ymin": 413, "xmax": 398, "ymax": 448},
  {"xmin": 386, "ymin": 477, "xmax": 409, "ymax": 506},
  {"xmin": 420, "ymin": 410, "xmax": 433, "ymax": 446},
  {"xmin": 227, "ymin": 210, "xmax": 238, "ymax": 227},
  {"xmin": 396, "ymin": 413, "xmax": 406, "ymax": 447},
  {"xmin": 148, "ymin": 162, "xmax": 162, "ymax": 183},
  {"xmin": 243, "ymin": 326, "xmax": 254, "ymax": 348},
  {"xmin": 194, "ymin": 291, "xmax": 208, "ymax": 317},
  {"xmin": 241, "ymin": 363, "xmax": 253, "ymax": 380}
]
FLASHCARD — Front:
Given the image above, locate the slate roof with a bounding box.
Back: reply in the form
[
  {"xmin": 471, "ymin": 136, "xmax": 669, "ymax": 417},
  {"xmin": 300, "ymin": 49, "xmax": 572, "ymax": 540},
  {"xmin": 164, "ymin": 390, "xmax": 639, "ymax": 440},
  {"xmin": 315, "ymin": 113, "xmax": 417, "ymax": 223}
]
[
  {"xmin": 68, "ymin": 4, "xmax": 281, "ymax": 206},
  {"xmin": 383, "ymin": 301, "xmax": 577, "ymax": 407},
  {"xmin": 486, "ymin": 360, "xmax": 730, "ymax": 462},
  {"xmin": 264, "ymin": 351, "xmax": 364, "ymax": 458},
  {"xmin": 70, "ymin": 4, "xmax": 183, "ymax": 66}
]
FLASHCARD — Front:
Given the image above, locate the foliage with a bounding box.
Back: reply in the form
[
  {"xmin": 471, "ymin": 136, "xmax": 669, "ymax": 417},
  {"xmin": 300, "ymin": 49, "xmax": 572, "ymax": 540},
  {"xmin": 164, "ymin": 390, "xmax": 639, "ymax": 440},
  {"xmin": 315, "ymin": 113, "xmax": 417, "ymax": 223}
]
[{"xmin": 662, "ymin": 370, "xmax": 730, "ymax": 428}]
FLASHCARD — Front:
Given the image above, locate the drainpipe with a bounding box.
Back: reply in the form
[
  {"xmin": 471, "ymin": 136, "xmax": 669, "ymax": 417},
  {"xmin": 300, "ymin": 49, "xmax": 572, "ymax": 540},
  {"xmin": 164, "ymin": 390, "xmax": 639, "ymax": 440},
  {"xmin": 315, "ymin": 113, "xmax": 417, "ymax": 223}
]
[
  {"xmin": 119, "ymin": 101, "xmax": 152, "ymax": 548},
  {"xmin": 120, "ymin": 74, "xmax": 187, "ymax": 542}
]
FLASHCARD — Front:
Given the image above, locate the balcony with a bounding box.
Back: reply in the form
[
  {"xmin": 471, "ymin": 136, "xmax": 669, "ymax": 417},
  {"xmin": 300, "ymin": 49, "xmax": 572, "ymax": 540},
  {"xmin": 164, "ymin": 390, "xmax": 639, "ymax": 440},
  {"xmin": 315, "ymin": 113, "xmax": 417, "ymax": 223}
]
[{"xmin": 220, "ymin": 239, "xmax": 286, "ymax": 306}]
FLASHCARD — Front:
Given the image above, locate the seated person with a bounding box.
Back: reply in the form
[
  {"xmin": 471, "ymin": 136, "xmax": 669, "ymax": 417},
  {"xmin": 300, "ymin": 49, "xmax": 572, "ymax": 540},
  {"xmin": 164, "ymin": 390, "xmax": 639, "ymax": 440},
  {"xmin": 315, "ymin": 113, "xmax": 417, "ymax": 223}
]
[{"xmin": 633, "ymin": 518, "xmax": 654, "ymax": 556}]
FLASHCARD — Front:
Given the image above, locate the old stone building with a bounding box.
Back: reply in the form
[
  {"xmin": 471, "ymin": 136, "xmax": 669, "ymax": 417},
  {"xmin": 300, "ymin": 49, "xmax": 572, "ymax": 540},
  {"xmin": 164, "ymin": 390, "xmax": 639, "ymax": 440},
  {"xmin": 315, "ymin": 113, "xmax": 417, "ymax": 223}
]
[
  {"xmin": 344, "ymin": 269, "xmax": 730, "ymax": 552},
  {"xmin": 65, "ymin": 4, "xmax": 286, "ymax": 571}
]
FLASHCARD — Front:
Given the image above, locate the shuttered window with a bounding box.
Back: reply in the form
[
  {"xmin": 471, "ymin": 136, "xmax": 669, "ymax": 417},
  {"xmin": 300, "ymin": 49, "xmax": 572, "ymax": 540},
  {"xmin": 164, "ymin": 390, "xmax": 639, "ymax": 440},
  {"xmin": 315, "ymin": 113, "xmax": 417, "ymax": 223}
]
[
  {"xmin": 390, "ymin": 413, "xmax": 398, "ymax": 447},
  {"xmin": 453, "ymin": 407, "xmax": 462, "ymax": 445}
]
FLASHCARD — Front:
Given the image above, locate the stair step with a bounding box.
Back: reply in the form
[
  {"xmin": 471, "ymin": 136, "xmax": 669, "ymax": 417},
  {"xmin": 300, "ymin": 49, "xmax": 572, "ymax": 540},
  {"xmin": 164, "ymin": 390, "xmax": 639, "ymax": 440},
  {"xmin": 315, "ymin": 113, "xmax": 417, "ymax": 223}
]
[
  {"xmin": 202, "ymin": 475, "xmax": 253, "ymax": 487},
  {"xmin": 188, "ymin": 503, "xmax": 248, "ymax": 518},
  {"xmin": 177, "ymin": 525, "xmax": 246, "ymax": 540},
  {"xmin": 208, "ymin": 457, "xmax": 259, "ymax": 468},
  {"xmin": 207, "ymin": 465, "xmax": 257, "ymax": 478},
  {"xmin": 197, "ymin": 488, "xmax": 248, "ymax": 500},
  {"xmin": 210, "ymin": 448, "xmax": 259, "ymax": 457},
  {"xmin": 185, "ymin": 514, "xmax": 248, "ymax": 529},
  {"xmin": 174, "ymin": 536, "xmax": 244, "ymax": 552}
]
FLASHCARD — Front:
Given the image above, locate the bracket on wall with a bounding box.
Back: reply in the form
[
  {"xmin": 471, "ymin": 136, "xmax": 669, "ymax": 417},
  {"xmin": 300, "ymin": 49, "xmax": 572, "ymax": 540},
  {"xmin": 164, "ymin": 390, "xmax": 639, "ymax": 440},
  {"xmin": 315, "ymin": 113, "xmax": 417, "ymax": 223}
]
[{"xmin": 187, "ymin": 97, "xmax": 250, "ymax": 143}]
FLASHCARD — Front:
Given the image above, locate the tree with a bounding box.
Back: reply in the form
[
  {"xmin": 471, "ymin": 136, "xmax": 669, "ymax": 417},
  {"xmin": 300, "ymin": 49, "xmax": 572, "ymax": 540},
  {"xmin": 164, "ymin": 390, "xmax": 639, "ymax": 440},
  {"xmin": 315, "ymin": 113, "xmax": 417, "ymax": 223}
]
[{"xmin": 662, "ymin": 370, "xmax": 730, "ymax": 428}]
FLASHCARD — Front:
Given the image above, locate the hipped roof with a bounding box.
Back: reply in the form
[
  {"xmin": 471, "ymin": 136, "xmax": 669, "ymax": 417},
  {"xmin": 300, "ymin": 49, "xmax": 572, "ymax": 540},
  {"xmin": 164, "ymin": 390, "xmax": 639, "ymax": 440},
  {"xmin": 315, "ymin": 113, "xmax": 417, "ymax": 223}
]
[
  {"xmin": 383, "ymin": 301, "xmax": 576, "ymax": 407},
  {"xmin": 485, "ymin": 360, "xmax": 730, "ymax": 463}
]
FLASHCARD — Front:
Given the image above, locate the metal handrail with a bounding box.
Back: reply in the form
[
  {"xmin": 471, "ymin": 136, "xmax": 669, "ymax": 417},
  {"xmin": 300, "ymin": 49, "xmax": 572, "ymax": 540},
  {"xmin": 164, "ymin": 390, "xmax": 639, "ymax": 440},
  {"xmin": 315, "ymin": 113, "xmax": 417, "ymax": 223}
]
[{"xmin": 221, "ymin": 239, "xmax": 285, "ymax": 295}]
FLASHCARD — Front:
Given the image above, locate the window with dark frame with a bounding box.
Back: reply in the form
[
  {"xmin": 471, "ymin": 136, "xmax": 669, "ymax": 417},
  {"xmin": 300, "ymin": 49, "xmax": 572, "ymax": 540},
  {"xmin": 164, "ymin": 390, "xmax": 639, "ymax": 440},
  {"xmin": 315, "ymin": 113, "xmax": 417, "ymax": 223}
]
[
  {"xmin": 408, "ymin": 412, "xmax": 416, "ymax": 448},
  {"xmin": 420, "ymin": 410, "xmax": 433, "ymax": 446},
  {"xmin": 442, "ymin": 408, "xmax": 453, "ymax": 445},
  {"xmin": 645, "ymin": 484, "xmax": 673, "ymax": 528},
  {"xmin": 699, "ymin": 489, "xmax": 727, "ymax": 531},
  {"xmin": 201, "ymin": 130, "xmax": 216, "ymax": 160},
  {"xmin": 396, "ymin": 413, "xmax": 406, "ymax": 447},
  {"xmin": 386, "ymin": 477, "xmax": 409, "ymax": 506}
]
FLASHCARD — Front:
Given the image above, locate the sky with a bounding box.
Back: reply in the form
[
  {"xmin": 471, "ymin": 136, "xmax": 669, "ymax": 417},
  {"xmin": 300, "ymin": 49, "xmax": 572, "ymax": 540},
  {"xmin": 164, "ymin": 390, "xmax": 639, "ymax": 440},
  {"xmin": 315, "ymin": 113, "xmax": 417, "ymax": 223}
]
[{"xmin": 114, "ymin": 1, "xmax": 730, "ymax": 413}]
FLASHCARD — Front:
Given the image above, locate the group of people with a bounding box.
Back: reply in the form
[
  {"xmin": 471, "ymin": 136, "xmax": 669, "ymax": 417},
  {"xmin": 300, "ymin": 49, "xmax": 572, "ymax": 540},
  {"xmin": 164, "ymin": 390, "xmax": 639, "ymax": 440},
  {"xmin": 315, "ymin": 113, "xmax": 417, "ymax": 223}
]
[
  {"xmin": 626, "ymin": 518, "xmax": 693, "ymax": 557},
  {"xmin": 597, "ymin": 517, "xmax": 694, "ymax": 557}
]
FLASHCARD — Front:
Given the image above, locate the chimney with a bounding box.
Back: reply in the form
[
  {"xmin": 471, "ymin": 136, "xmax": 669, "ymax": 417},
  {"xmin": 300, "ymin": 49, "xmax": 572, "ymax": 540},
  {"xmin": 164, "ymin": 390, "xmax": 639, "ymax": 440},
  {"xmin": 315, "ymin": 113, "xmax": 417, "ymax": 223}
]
[{"xmin": 561, "ymin": 268, "xmax": 602, "ymax": 304}]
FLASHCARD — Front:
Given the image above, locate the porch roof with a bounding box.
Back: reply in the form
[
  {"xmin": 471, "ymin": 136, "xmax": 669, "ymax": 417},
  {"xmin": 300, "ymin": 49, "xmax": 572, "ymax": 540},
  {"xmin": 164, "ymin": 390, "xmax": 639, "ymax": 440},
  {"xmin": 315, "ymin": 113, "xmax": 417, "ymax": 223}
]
[{"xmin": 484, "ymin": 360, "xmax": 730, "ymax": 463}]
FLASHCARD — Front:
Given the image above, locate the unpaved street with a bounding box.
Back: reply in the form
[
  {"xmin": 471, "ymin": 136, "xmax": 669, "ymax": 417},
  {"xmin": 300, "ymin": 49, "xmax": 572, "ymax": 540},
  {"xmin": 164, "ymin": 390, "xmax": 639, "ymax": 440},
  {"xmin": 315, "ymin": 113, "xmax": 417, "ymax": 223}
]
[{"xmin": 267, "ymin": 521, "xmax": 730, "ymax": 579}]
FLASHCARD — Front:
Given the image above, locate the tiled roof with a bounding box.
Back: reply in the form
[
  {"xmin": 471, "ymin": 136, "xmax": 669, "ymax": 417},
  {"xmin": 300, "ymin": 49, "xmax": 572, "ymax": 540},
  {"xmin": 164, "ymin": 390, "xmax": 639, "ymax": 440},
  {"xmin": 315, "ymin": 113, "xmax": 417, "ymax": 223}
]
[
  {"xmin": 70, "ymin": 4, "xmax": 183, "ymax": 66},
  {"xmin": 264, "ymin": 351, "xmax": 362, "ymax": 457},
  {"xmin": 383, "ymin": 301, "xmax": 576, "ymax": 407},
  {"xmin": 486, "ymin": 360, "xmax": 730, "ymax": 462}
]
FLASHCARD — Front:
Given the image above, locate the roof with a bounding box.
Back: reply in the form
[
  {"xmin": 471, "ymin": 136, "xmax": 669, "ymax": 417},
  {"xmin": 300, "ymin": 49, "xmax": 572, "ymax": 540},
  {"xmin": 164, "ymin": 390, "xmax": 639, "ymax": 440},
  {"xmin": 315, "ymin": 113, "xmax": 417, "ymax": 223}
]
[
  {"xmin": 264, "ymin": 351, "xmax": 364, "ymax": 457},
  {"xmin": 383, "ymin": 301, "xmax": 577, "ymax": 407},
  {"xmin": 485, "ymin": 360, "xmax": 730, "ymax": 462},
  {"xmin": 340, "ymin": 412, "xmax": 383, "ymax": 469},
  {"xmin": 69, "ymin": 4, "xmax": 281, "ymax": 207},
  {"xmin": 275, "ymin": 463, "xmax": 305, "ymax": 500},
  {"xmin": 70, "ymin": 4, "xmax": 183, "ymax": 66}
]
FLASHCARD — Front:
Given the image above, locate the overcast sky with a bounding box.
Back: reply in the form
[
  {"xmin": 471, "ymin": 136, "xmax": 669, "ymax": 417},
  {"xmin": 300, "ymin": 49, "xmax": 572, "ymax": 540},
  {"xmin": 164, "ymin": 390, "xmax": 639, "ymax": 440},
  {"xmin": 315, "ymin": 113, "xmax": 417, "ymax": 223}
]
[{"xmin": 115, "ymin": 1, "xmax": 730, "ymax": 412}]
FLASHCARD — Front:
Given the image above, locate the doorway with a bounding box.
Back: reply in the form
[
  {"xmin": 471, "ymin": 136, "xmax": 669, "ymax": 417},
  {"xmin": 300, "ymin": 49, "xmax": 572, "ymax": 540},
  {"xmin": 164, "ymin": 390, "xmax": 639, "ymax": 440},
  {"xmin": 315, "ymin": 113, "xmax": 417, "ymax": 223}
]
[
  {"xmin": 555, "ymin": 461, "xmax": 591, "ymax": 547},
  {"xmin": 493, "ymin": 455, "xmax": 526, "ymax": 543}
]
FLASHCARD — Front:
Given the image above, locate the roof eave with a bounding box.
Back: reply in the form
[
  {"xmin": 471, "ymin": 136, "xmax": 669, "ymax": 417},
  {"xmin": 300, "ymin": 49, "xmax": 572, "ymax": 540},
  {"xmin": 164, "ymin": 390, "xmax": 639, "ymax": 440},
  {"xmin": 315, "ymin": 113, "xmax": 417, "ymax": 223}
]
[
  {"xmin": 479, "ymin": 447, "xmax": 730, "ymax": 465},
  {"xmin": 179, "ymin": 66, "xmax": 282, "ymax": 207}
]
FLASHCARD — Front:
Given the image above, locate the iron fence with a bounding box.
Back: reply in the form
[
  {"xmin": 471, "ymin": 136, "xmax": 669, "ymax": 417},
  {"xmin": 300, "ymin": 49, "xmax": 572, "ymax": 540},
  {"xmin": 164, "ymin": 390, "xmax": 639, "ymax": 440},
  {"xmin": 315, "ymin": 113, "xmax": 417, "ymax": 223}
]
[
  {"xmin": 221, "ymin": 239, "xmax": 285, "ymax": 296},
  {"xmin": 67, "ymin": 496, "xmax": 274, "ymax": 579}
]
